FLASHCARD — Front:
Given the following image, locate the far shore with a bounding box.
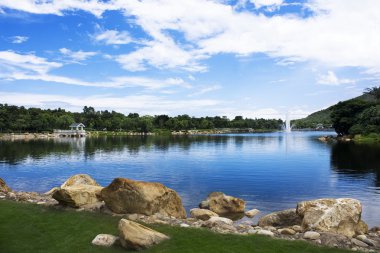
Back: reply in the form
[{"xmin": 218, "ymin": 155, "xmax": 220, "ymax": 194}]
[{"xmin": 0, "ymin": 128, "xmax": 337, "ymax": 141}]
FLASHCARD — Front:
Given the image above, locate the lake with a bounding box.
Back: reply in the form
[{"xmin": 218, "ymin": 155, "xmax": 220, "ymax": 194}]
[{"xmin": 1, "ymin": 131, "xmax": 379, "ymax": 226}]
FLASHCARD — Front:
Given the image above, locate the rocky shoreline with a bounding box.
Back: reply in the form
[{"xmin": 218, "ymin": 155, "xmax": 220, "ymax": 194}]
[{"xmin": 1, "ymin": 176, "xmax": 379, "ymax": 252}]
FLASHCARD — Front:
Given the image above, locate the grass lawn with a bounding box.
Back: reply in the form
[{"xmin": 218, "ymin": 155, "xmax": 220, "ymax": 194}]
[{"xmin": 0, "ymin": 200, "xmax": 353, "ymax": 253}]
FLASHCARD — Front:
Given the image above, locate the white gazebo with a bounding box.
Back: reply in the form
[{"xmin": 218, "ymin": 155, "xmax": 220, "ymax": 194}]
[
  {"xmin": 54, "ymin": 123, "xmax": 86, "ymax": 137},
  {"xmin": 69, "ymin": 123, "xmax": 85, "ymax": 131}
]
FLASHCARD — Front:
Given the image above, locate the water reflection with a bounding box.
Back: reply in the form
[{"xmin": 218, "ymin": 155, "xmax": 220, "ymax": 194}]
[{"xmin": 331, "ymin": 142, "xmax": 380, "ymax": 187}]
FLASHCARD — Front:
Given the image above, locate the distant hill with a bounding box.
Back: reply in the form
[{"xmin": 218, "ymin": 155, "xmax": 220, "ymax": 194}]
[{"xmin": 292, "ymin": 93, "xmax": 376, "ymax": 129}]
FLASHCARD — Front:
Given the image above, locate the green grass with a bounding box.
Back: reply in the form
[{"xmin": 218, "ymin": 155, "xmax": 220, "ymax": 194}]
[
  {"xmin": 354, "ymin": 133, "xmax": 380, "ymax": 144},
  {"xmin": 0, "ymin": 200, "xmax": 353, "ymax": 253}
]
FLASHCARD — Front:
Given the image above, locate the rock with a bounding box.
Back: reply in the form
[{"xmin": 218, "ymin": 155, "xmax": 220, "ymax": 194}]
[
  {"xmin": 6, "ymin": 192, "xmax": 16, "ymax": 200},
  {"xmin": 44, "ymin": 187, "xmax": 60, "ymax": 196},
  {"xmin": 125, "ymin": 213, "xmax": 141, "ymax": 221},
  {"xmin": 91, "ymin": 234, "xmax": 119, "ymax": 247},
  {"xmin": 356, "ymin": 235, "xmax": 376, "ymax": 247},
  {"xmin": 278, "ymin": 228, "xmax": 296, "ymax": 235},
  {"xmin": 61, "ymin": 174, "xmax": 100, "ymax": 188},
  {"xmin": 337, "ymin": 219, "xmax": 357, "ymax": 238},
  {"xmin": 319, "ymin": 232, "xmax": 349, "ymax": 248},
  {"xmin": 52, "ymin": 174, "xmax": 103, "ymax": 208},
  {"xmin": 263, "ymin": 226, "xmax": 277, "ymax": 232},
  {"xmin": 199, "ymin": 192, "xmax": 245, "ymax": 216},
  {"xmin": 356, "ymin": 220, "xmax": 369, "ymax": 235},
  {"xmin": 292, "ymin": 225, "xmax": 303, "ymax": 232},
  {"xmin": 0, "ymin": 178, "xmax": 11, "ymax": 193},
  {"xmin": 257, "ymin": 230, "xmax": 275, "ymax": 237},
  {"xmin": 190, "ymin": 208, "xmax": 219, "ymax": 221},
  {"xmin": 303, "ymin": 231, "xmax": 321, "ymax": 240},
  {"xmin": 351, "ymin": 238, "xmax": 368, "ymax": 248},
  {"xmin": 370, "ymin": 226, "xmax": 380, "ymax": 233},
  {"xmin": 118, "ymin": 219, "xmax": 169, "ymax": 250},
  {"xmin": 101, "ymin": 178, "xmax": 186, "ymax": 218},
  {"xmin": 258, "ymin": 209, "xmax": 302, "ymax": 227},
  {"xmin": 52, "ymin": 184, "xmax": 103, "ymax": 208},
  {"xmin": 205, "ymin": 216, "xmax": 234, "ymax": 226},
  {"xmin": 297, "ymin": 198, "xmax": 365, "ymax": 237},
  {"xmin": 180, "ymin": 223, "xmax": 190, "ymax": 228},
  {"xmin": 245, "ymin": 209, "xmax": 260, "ymax": 218}
]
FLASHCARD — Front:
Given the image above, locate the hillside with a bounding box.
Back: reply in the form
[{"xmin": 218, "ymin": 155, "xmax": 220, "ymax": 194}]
[{"xmin": 292, "ymin": 93, "xmax": 377, "ymax": 129}]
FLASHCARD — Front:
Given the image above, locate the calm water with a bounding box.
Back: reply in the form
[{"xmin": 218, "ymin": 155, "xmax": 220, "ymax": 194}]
[{"xmin": 1, "ymin": 131, "xmax": 380, "ymax": 226}]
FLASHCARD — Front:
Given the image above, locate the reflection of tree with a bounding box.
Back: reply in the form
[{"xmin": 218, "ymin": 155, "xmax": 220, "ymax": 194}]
[
  {"xmin": 0, "ymin": 135, "xmax": 278, "ymax": 164},
  {"xmin": 330, "ymin": 142, "xmax": 380, "ymax": 187},
  {"xmin": 0, "ymin": 139, "xmax": 73, "ymax": 165}
]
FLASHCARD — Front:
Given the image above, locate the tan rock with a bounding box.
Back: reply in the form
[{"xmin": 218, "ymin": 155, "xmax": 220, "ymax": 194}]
[
  {"xmin": 355, "ymin": 220, "xmax": 368, "ymax": 235},
  {"xmin": 258, "ymin": 209, "xmax": 302, "ymax": 227},
  {"xmin": 118, "ymin": 219, "xmax": 169, "ymax": 250},
  {"xmin": 91, "ymin": 234, "xmax": 119, "ymax": 247},
  {"xmin": 52, "ymin": 184, "xmax": 103, "ymax": 208},
  {"xmin": 278, "ymin": 228, "xmax": 296, "ymax": 235},
  {"xmin": 206, "ymin": 216, "xmax": 234, "ymax": 225},
  {"xmin": 292, "ymin": 225, "xmax": 303, "ymax": 232},
  {"xmin": 351, "ymin": 238, "xmax": 368, "ymax": 248},
  {"xmin": 101, "ymin": 178, "xmax": 186, "ymax": 218},
  {"xmin": 245, "ymin": 209, "xmax": 260, "ymax": 218},
  {"xmin": 296, "ymin": 198, "xmax": 365, "ymax": 237},
  {"xmin": 257, "ymin": 230, "xmax": 275, "ymax": 237},
  {"xmin": 44, "ymin": 187, "xmax": 60, "ymax": 196},
  {"xmin": 0, "ymin": 178, "xmax": 11, "ymax": 193},
  {"xmin": 199, "ymin": 192, "xmax": 245, "ymax": 216},
  {"xmin": 61, "ymin": 174, "xmax": 100, "ymax": 188},
  {"xmin": 190, "ymin": 208, "xmax": 219, "ymax": 221},
  {"xmin": 304, "ymin": 231, "xmax": 321, "ymax": 240}
]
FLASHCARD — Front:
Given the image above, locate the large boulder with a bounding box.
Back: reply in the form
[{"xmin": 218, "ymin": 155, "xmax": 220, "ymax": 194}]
[
  {"xmin": 60, "ymin": 174, "xmax": 100, "ymax": 188},
  {"xmin": 199, "ymin": 192, "xmax": 245, "ymax": 216},
  {"xmin": 296, "ymin": 198, "xmax": 366, "ymax": 237},
  {"xmin": 118, "ymin": 219, "xmax": 169, "ymax": 250},
  {"xmin": 190, "ymin": 208, "xmax": 219, "ymax": 221},
  {"xmin": 52, "ymin": 174, "xmax": 103, "ymax": 208},
  {"xmin": 258, "ymin": 208, "xmax": 302, "ymax": 227},
  {"xmin": 101, "ymin": 178, "xmax": 186, "ymax": 218},
  {"xmin": 0, "ymin": 178, "xmax": 11, "ymax": 193}
]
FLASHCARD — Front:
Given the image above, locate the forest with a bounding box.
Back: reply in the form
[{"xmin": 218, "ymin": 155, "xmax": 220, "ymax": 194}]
[
  {"xmin": 0, "ymin": 105, "xmax": 283, "ymax": 133},
  {"xmin": 331, "ymin": 87, "xmax": 380, "ymax": 136}
]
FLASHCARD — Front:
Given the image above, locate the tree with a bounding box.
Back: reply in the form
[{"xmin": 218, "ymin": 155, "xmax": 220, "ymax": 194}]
[
  {"xmin": 364, "ymin": 86, "xmax": 380, "ymax": 100},
  {"xmin": 331, "ymin": 99, "xmax": 372, "ymax": 136}
]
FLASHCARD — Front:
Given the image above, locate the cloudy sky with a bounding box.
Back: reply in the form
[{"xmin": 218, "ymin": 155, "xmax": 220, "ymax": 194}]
[{"xmin": 0, "ymin": 0, "xmax": 379, "ymax": 119}]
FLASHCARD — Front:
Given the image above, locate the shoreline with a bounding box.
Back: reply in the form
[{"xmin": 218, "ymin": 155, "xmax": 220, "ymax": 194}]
[
  {"xmin": 1, "ymin": 175, "xmax": 380, "ymax": 252},
  {"xmin": 0, "ymin": 129, "xmax": 334, "ymax": 141},
  {"xmin": 0, "ymin": 129, "xmax": 276, "ymax": 141}
]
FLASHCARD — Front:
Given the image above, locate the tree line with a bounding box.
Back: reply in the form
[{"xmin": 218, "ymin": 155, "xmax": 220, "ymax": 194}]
[{"xmin": 0, "ymin": 105, "xmax": 283, "ymax": 133}]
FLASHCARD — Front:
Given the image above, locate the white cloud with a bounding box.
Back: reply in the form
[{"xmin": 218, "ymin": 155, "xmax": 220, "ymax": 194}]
[
  {"xmin": 0, "ymin": 50, "xmax": 191, "ymax": 90},
  {"xmin": 188, "ymin": 85, "xmax": 221, "ymax": 97},
  {"xmin": 94, "ymin": 29, "xmax": 132, "ymax": 45},
  {"xmin": 250, "ymin": 0, "xmax": 284, "ymax": 8},
  {"xmin": 0, "ymin": 0, "xmax": 117, "ymax": 17},
  {"xmin": 317, "ymin": 71, "xmax": 355, "ymax": 85},
  {"xmin": 0, "ymin": 50, "xmax": 62, "ymax": 74},
  {"xmin": 10, "ymin": 36, "xmax": 29, "ymax": 44},
  {"xmin": 0, "ymin": 91, "xmax": 220, "ymax": 116},
  {"xmin": 1, "ymin": 0, "xmax": 380, "ymax": 74},
  {"xmin": 115, "ymin": 38, "xmax": 206, "ymax": 72},
  {"xmin": 59, "ymin": 48, "xmax": 97, "ymax": 62}
]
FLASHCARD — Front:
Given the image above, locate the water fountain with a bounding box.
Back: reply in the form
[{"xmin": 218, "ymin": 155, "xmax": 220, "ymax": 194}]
[{"xmin": 284, "ymin": 113, "xmax": 292, "ymax": 133}]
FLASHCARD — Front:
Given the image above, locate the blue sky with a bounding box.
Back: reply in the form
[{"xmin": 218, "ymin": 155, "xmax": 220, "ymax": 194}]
[{"xmin": 0, "ymin": 0, "xmax": 379, "ymax": 119}]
